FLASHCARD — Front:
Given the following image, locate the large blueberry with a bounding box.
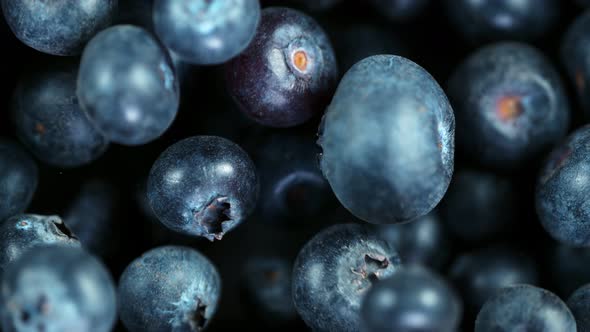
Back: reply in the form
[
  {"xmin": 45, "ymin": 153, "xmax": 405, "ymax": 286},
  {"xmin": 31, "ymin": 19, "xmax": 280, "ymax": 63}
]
[
  {"xmin": 448, "ymin": 42, "xmax": 570, "ymax": 169},
  {"xmin": 226, "ymin": 7, "xmax": 338, "ymax": 127},
  {"xmin": 0, "ymin": 140, "xmax": 37, "ymax": 222},
  {"xmin": 147, "ymin": 136, "xmax": 259, "ymax": 241},
  {"xmin": 562, "ymin": 11, "xmax": 590, "ymax": 120},
  {"xmin": 536, "ymin": 125, "xmax": 590, "ymax": 247},
  {"xmin": 475, "ymin": 285, "xmax": 576, "ymax": 332},
  {"xmin": 567, "ymin": 284, "xmax": 590, "ymax": 332},
  {"xmin": 12, "ymin": 63, "xmax": 109, "ymax": 168},
  {"xmin": 0, "ymin": 246, "xmax": 116, "ymax": 332},
  {"xmin": 118, "ymin": 246, "xmax": 221, "ymax": 332},
  {"xmin": 154, "ymin": 0, "xmax": 260, "ymax": 65},
  {"xmin": 1, "ymin": 0, "xmax": 117, "ymax": 55},
  {"xmin": 361, "ymin": 266, "xmax": 462, "ymax": 332},
  {"xmin": 77, "ymin": 25, "xmax": 179, "ymax": 146},
  {"xmin": 318, "ymin": 55, "xmax": 454, "ymax": 224},
  {"xmin": 292, "ymin": 223, "xmax": 402, "ymax": 331}
]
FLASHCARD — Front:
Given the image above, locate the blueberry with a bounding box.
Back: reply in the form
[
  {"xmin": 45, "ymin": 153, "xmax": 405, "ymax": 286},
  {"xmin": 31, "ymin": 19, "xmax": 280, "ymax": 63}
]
[
  {"xmin": 0, "ymin": 0, "xmax": 118, "ymax": 55},
  {"xmin": 475, "ymin": 284, "xmax": 576, "ymax": 332},
  {"xmin": 0, "ymin": 214, "xmax": 79, "ymax": 272},
  {"xmin": 226, "ymin": 7, "xmax": 338, "ymax": 127},
  {"xmin": 77, "ymin": 25, "xmax": 179, "ymax": 146},
  {"xmin": 292, "ymin": 223, "xmax": 402, "ymax": 331},
  {"xmin": 369, "ymin": 0, "xmax": 431, "ymax": 21},
  {"xmin": 448, "ymin": 42, "xmax": 570, "ymax": 169},
  {"xmin": 374, "ymin": 211, "xmax": 450, "ymax": 269},
  {"xmin": 118, "ymin": 246, "xmax": 221, "ymax": 332},
  {"xmin": 536, "ymin": 125, "xmax": 590, "ymax": 247},
  {"xmin": 0, "ymin": 246, "xmax": 116, "ymax": 332},
  {"xmin": 147, "ymin": 136, "xmax": 259, "ymax": 240},
  {"xmin": 318, "ymin": 55, "xmax": 454, "ymax": 224},
  {"xmin": 360, "ymin": 266, "xmax": 462, "ymax": 332},
  {"xmin": 0, "ymin": 140, "xmax": 37, "ymax": 222},
  {"xmin": 440, "ymin": 169, "xmax": 517, "ymax": 242},
  {"xmin": 12, "ymin": 62, "xmax": 109, "ymax": 168},
  {"xmin": 446, "ymin": 0, "xmax": 558, "ymax": 43},
  {"xmin": 561, "ymin": 11, "xmax": 590, "ymax": 120},
  {"xmin": 154, "ymin": 0, "xmax": 260, "ymax": 65},
  {"xmin": 567, "ymin": 284, "xmax": 590, "ymax": 332}
]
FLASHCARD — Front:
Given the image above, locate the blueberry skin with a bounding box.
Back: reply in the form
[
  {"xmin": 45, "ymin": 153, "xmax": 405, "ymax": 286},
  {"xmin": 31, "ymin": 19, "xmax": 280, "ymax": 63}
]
[
  {"xmin": 0, "ymin": 246, "xmax": 116, "ymax": 332},
  {"xmin": 118, "ymin": 246, "xmax": 221, "ymax": 332},
  {"xmin": 370, "ymin": 0, "xmax": 430, "ymax": 21},
  {"xmin": 12, "ymin": 63, "xmax": 109, "ymax": 168},
  {"xmin": 0, "ymin": 140, "xmax": 37, "ymax": 222},
  {"xmin": 226, "ymin": 7, "xmax": 338, "ymax": 127},
  {"xmin": 77, "ymin": 25, "xmax": 179, "ymax": 146},
  {"xmin": 0, "ymin": 214, "xmax": 80, "ymax": 272},
  {"xmin": 475, "ymin": 285, "xmax": 576, "ymax": 332},
  {"xmin": 0, "ymin": 0, "xmax": 117, "ymax": 56},
  {"xmin": 318, "ymin": 55, "xmax": 454, "ymax": 224},
  {"xmin": 536, "ymin": 125, "xmax": 590, "ymax": 247},
  {"xmin": 448, "ymin": 42, "xmax": 570, "ymax": 169},
  {"xmin": 567, "ymin": 284, "xmax": 590, "ymax": 332},
  {"xmin": 360, "ymin": 266, "xmax": 462, "ymax": 332},
  {"xmin": 292, "ymin": 223, "xmax": 402, "ymax": 332},
  {"xmin": 440, "ymin": 169, "xmax": 517, "ymax": 242},
  {"xmin": 450, "ymin": 247, "xmax": 538, "ymax": 313},
  {"xmin": 154, "ymin": 0, "xmax": 260, "ymax": 65},
  {"xmin": 446, "ymin": 0, "xmax": 558, "ymax": 43},
  {"xmin": 147, "ymin": 136, "xmax": 259, "ymax": 241},
  {"xmin": 562, "ymin": 11, "xmax": 590, "ymax": 120},
  {"xmin": 375, "ymin": 211, "xmax": 449, "ymax": 269}
]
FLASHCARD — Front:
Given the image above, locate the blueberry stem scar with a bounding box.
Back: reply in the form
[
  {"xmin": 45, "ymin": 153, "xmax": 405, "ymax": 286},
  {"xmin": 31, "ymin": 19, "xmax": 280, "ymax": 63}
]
[{"xmin": 193, "ymin": 196, "xmax": 231, "ymax": 241}]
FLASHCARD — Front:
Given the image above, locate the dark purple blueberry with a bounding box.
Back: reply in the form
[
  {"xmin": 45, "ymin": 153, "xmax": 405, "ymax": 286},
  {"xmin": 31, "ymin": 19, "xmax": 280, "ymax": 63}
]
[
  {"xmin": 292, "ymin": 223, "xmax": 402, "ymax": 331},
  {"xmin": 370, "ymin": 0, "xmax": 431, "ymax": 21},
  {"xmin": 318, "ymin": 55, "xmax": 454, "ymax": 224},
  {"xmin": 536, "ymin": 125, "xmax": 590, "ymax": 247},
  {"xmin": 226, "ymin": 7, "xmax": 338, "ymax": 127},
  {"xmin": 561, "ymin": 10, "xmax": 590, "ymax": 120},
  {"xmin": 567, "ymin": 284, "xmax": 590, "ymax": 332},
  {"xmin": 0, "ymin": 140, "xmax": 38, "ymax": 222},
  {"xmin": 448, "ymin": 42, "xmax": 570, "ymax": 169},
  {"xmin": 147, "ymin": 136, "xmax": 259, "ymax": 241}
]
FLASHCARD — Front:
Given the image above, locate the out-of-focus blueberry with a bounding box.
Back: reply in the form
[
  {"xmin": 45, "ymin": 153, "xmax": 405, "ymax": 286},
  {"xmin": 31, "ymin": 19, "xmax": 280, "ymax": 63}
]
[
  {"xmin": 562, "ymin": 10, "xmax": 590, "ymax": 120},
  {"xmin": 0, "ymin": 140, "xmax": 37, "ymax": 222},
  {"xmin": 567, "ymin": 284, "xmax": 590, "ymax": 332},
  {"xmin": 318, "ymin": 55, "xmax": 454, "ymax": 224}
]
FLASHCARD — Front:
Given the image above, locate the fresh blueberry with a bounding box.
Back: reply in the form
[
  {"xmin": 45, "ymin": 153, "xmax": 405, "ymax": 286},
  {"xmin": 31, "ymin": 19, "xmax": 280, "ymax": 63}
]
[
  {"xmin": 154, "ymin": 0, "xmax": 260, "ymax": 65},
  {"xmin": 0, "ymin": 140, "xmax": 38, "ymax": 222},
  {"xmin": 1, "ymin": 0, "xmax": 118, "ymax": 55},
  {"xmin": 567, "ymin": 284, "xmax": 590, "ymax": 332},
  {"xmin": 77, "ymin": 25, "xmax": 179, "ymax": 146},
  {"xmin": 369, "ymin": 0, "xmax": 431, "ymax": 21},
  {"xmin": 440, "ymin": 169, "xmax": 517, "ymax": 242},
  {"xmin": 0, "ymin": 246, "xmax": 116, "ymax": 332},
  {"xmin": 118, "ymin": 246, "xmax": 221, "ymax": 332},
  {"xmin": 360, "ymin": 266, "xmax": 462, "ymax": 332},
  {"xmin": 536, "ymin": 125, "xmax": 590, "ymax": 247},
  {"xmin": 0, "ymin": 214, "xmax": 79, "ymax": 272},
  {"xmin": 147, "ymin": 136, "xmax": 259, "ymax": 241},
  {"xmin": 475, "ymin": 284, "xmax": 576, "ymax": 332},
  {"xmin": 448, "ymin": 42, "xmax": 570, "ymax": 169},
  {"xmin": 446, "ymin": 0, "xmax": 558, "ymax": 43},
  {"xmin": 12, "ymin": 62, "xmax": 109, "ymax": 168},
  {"xmin": 292, "ymin": 223, "xmax": 402, "ymax": 331},
  {"xmin": 226, "ymin": 7, "xmax": 338, "ymax": 127},
  {"xmin": 550, "ymin": 244, "xmax": 590, "ymax": 297},
  {"xmin": 561, "ymin": 11, "xmax": 590, "ymax": 120},
  {"xmin": 318, "ymin": 55, "xmax": 454, "ymax": 224}
]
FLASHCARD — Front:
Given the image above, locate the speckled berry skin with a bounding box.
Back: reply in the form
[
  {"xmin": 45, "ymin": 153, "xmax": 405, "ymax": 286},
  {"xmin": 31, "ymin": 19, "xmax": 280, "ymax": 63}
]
[
  {"xmin": 0, "ymin": 246, "xmax": 116, "ymax": 332},
  {"xmin": 0, "ymin": 214, "xmax": 80, "ymax": 272},
  {"xmin": 292, "ymin": 223, "xmax": 402, "ymax": 332},
  {"xmin": 12, "ymin": 63, "xmax": 109, "ymax": 168},
  {"xmin": 562, "ymin": 11, "xmax": 590, "ymax": 120},
  {"xmin": 475, "ymin": 285, "xmax": 576, "ymax": 332},
  {"xmin": 147, "ymin": 136, "xmax": 259, "ymax": 241},
  {"xmin": 567, "ymin": 284, "xmax": 590, "ymax": 332},
  {"xmin": 448, "ymin": 42, "xmax": 570, "ymax": 169},
  {"xmin": 370, "ymin": 0, "xmax": 430, "ymax": 21},
  {"xmin": 118, "ymin": 246, "xmax": 221, "ymax": 332},
  {"xmin": 536, "ymin": 125, "xmax": 590, "ymax": 247},
  {"xmin": 77, "ymin": 25, "xmax": 179, "ymax": 146},
  {"xmin": 0, "ymin": 140, "xmax": 37, "ymax": 222},
  {"xmin": 226, "ymin": 7, "xmax": 338, "ymax": 127},
  {"xmin": 154, "ymin": 0, "xmax": 260, "ymax": 65},
  {"xmin": 446, "ymin": 0, "xmax": 558, "ymax": 43},
  {"xmin": 318, "ymin": 55, "xmax": 454, "ymax": 224},
  {"xmin": 361, "ymin": 267, "xmax": 462, "ymax": 332},
  {"xmin": 1, "ymin": 0, "xmax": 118, "ymax": 56}
]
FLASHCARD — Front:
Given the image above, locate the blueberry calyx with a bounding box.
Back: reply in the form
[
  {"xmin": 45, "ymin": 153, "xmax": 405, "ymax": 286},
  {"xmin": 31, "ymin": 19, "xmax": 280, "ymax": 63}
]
[
  {"xmin": 48, "ymin": 217, "xmax": 77, "ymax": 240},
  {"xmin": 194, "ymin": 196, "xmax": 232, "ymax": 241},
  {"xmin": 188, "ymin": 301, "xmax": 208, "ymax": 332},
  {"xmin": 351, "ymin": 253, "xmax": 390, "ymax": 291}
]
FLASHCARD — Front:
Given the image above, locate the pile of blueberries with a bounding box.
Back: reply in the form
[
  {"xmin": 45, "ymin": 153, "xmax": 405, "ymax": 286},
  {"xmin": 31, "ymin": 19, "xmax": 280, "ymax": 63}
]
[{"xmin": 3, "ymin": 0, "xmax": 590, "ymax": 331}]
